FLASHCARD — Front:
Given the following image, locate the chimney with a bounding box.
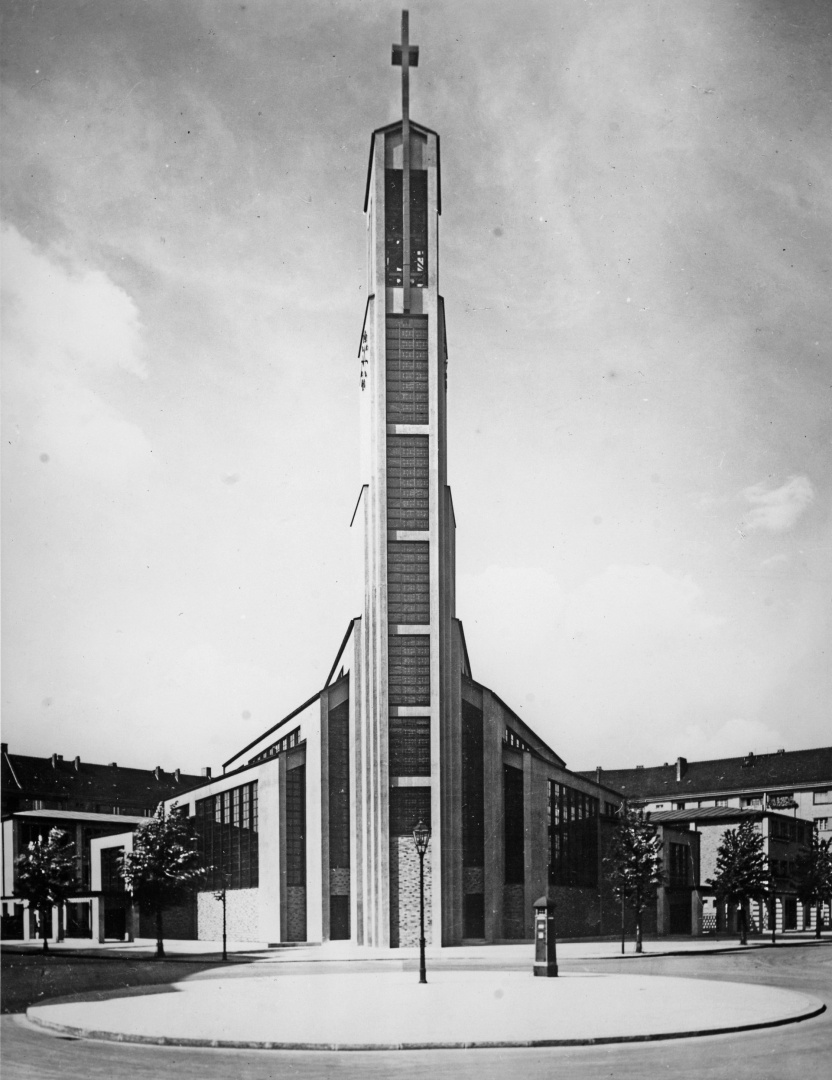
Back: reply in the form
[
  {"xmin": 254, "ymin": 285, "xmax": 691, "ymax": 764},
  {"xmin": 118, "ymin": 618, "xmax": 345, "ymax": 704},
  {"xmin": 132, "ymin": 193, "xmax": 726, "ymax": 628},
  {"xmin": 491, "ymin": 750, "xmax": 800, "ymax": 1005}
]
[
  {"xmin": 676, "ymin": 756, "xmax": 687, "ymax": 781},
  {"xmin": 73, "ymin": 756, "xmax": 81, "ymax": 771},
  {"xmin": 154, "ymin": 766, "xmax": 162, "ymax": 780},
  {"xmin": 202, "ymin": 766, "xmax": 212, "ymax": 778},
  {"xmin": 636, "ymin": 764, "xmax": 644, "ymax": 770},
  {"xmin": 109, "ymin": 762, "xmax": 118, "ymax": 770},
  {"xmin": 51, "ymin": 753, "xmax": 63, "ymax": 768},
  {"xmin": 595, "ymin": 766, "xmax": 602, "ymax": 783},
  {"xmin": 174, "ymin": 768, "xmax": 181, "ymax": 783}
]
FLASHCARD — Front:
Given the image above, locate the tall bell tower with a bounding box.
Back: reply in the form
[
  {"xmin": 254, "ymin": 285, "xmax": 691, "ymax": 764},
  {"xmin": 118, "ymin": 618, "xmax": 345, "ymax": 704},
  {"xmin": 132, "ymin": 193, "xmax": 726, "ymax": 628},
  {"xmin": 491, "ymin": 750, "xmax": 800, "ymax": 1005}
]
[{"xmin": 351, "ymin": 11, "xmax": 460, "ymax": 948}]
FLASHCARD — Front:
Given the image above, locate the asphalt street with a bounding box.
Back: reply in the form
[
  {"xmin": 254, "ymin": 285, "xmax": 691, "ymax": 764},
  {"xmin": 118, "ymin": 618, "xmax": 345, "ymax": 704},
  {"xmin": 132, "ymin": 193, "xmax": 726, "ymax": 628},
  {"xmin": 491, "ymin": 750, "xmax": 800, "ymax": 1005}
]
[{"xmin": 3, "ymin": 943, "xmax": 830, "ymax": 1080}]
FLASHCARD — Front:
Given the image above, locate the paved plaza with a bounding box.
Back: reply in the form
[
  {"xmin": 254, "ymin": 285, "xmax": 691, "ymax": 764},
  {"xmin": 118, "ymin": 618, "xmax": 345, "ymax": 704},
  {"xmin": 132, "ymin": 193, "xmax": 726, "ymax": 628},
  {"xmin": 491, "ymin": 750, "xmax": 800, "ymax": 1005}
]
[{"xmin": 17, "ymin": 937, "xmax": 827, "ymax": 1050}]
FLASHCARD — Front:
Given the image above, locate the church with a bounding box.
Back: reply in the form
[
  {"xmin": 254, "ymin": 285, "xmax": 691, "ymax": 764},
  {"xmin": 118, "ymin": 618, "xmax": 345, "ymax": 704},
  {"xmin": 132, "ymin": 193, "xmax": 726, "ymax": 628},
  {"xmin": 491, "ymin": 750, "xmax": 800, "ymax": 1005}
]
[{"xmin": 92, "ymin": 13, "xmax": 628, "ymax": 949}]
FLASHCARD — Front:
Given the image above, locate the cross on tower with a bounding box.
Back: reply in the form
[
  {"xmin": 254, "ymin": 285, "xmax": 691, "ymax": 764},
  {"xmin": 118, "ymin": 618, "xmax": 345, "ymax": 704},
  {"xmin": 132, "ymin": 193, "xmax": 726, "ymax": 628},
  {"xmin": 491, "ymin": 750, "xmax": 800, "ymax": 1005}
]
[{"xmin": 392, "ymin": 10, "xmax": 419, "ymax": 311}]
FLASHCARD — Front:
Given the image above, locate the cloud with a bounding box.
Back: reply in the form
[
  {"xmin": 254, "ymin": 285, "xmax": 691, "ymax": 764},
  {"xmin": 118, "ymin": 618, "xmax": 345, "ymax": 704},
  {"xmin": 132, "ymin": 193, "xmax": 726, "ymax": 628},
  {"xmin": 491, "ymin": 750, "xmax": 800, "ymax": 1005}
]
[
  {"xmin": 1, "ymin": 225, "xmax": 152, "ymax": 482},
  {"xmin": 564, "ymin": 564, "xmax": 722, "ymax": 640},
  {"xmin": 759, "ymin": 553, "xmax": 789, "ymax": 570},
  {"xmin": 2, "ymin": 225, "xmax": 147, "ymax": 379},
  {"xmin": 680, "ymin": 717, "xmax": 785, "ymax": 762},
  {"xmin": 740, "ymin": 475, "xmax": 815, "ymax": 533}
]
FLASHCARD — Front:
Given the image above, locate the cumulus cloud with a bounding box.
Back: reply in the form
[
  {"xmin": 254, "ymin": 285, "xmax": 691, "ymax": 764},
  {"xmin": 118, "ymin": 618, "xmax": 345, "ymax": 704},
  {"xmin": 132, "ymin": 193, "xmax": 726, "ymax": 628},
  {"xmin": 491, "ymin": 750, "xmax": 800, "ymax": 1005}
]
[
  {"xmin": 1, "ymin": 225, "xmax": 152, "ymax": 482},
  {"xmin": 740, "ymin": 475, "xmax": 814, "ymax": 533}
]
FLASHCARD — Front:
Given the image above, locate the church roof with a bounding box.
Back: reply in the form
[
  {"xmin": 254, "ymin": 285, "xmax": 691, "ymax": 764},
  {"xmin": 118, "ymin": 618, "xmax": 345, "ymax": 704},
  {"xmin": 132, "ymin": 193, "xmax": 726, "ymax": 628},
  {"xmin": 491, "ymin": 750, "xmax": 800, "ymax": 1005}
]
[
  {"xmin": 363, "ymin": 119, "xmax": 441, "ymax": 213},
  {"xmin": 577, "ymin": 746, "xmax": 832, "ymax": 802}
]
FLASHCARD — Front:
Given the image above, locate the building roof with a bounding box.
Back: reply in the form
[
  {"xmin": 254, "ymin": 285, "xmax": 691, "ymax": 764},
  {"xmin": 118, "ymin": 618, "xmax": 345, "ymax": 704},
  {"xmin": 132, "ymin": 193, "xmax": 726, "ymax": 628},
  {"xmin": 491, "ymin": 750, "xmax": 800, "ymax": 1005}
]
[
  {"xmin": 1, "ymin": 747, "xmax": 204, "ymax": 816},
  {"xmin": 11, "ymin": 809, "xmax": 149, "ymax": 825},
  {"xmin": 651, "ymin": 807, "xmax": 764, "ymax": 825},
  {"xmin": 578, "ymin": 746, "xmax": 832, "ymax": 802}
]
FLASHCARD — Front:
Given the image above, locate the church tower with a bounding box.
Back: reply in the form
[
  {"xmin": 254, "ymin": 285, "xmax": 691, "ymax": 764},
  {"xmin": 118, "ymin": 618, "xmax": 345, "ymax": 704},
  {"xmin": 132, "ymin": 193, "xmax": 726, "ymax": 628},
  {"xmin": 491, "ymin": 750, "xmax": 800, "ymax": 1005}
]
[{"xmin": 351, "ymin": 11, "xmax": 461, "ymax": 947}]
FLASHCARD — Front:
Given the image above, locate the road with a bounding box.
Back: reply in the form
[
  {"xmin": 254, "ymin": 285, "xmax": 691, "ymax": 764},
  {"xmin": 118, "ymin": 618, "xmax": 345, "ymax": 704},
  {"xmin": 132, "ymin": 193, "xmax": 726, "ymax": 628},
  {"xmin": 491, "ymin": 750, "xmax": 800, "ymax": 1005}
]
[{"xmin": 3, "ymin": 944, "xmax": 830, "ymax": 1080}]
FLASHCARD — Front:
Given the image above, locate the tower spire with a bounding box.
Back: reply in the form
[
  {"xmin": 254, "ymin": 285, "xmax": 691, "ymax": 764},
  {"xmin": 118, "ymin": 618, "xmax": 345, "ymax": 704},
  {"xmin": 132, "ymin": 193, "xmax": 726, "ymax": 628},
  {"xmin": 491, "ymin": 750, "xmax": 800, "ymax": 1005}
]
[{"xmin": 392, "ymin": 10, "xmax": 419, "ymax": 312}]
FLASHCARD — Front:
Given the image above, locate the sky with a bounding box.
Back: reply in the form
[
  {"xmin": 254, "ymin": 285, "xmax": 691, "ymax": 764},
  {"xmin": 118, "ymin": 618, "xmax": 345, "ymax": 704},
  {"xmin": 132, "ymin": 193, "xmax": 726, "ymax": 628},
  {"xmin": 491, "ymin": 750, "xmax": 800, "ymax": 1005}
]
[{"xmin": 1, "ymin": 0, "xmax": 830, "ymax": 776}]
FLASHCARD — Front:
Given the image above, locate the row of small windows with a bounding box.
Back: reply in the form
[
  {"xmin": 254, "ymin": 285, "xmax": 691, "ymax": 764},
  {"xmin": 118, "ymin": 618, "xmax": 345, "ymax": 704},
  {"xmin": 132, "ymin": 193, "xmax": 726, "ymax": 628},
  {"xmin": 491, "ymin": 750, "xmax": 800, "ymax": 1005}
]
[
  {"xmin": 504, "ymin": 728, "xmax": 531, "ymax": 752},
  {"xmin": 661, "ymin": 791, "xmax": 832, "ymax": 809},
  {"xmin": 250, "ymin": 727, "xmax": 301, "ymax": 764}
]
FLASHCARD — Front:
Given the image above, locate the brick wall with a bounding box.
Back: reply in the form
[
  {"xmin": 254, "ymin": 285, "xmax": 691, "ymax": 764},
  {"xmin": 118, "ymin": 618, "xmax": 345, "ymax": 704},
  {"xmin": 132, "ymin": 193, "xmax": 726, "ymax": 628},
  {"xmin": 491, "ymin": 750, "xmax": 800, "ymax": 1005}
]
[
  {"xmin": 286, "ymin": 885, "xmax": 307, "ymax": 941},
  {"xmin": 503, "ymin": 884, "xmax": 525, "ymax": 938},
  {"xmin": 463, "ymin": 866, "xmax": 484, "ymax": 894},
  {"xmin": 138, "ymin": 899, "xmax": 196, "ymax": 940},
  {"xmin": 390, "ymin": 835, "xmax": 432, "ymax": 947},
  {"xmin": 197, "ymin": 888, "xmax": 259, "ymax": 942},
  {"xmin": 698, "ymin": 824, "xmax": 724, "ymax": 882}
]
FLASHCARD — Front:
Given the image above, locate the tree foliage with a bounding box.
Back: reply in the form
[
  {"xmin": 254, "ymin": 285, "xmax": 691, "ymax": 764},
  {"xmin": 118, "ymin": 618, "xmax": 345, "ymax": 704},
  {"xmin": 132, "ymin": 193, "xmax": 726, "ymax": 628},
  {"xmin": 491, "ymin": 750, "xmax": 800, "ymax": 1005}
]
[
  {"xmin": 707, "ymin": 820, "xmax": 769, "ymax": 944},
  {"xmin": 14, "ymin": 828, "xmax": 78, "ymax": 952},
  {"xmin": 603, "ymin": 803, "xmax": 663, "ymax": 952},
  {"xmin": 794, "ymin": 829, "xmax": 832, "ymax": 938},
  {"xmin": 121, "ymin": 804, "xmax": 206, "ymax": 957}
]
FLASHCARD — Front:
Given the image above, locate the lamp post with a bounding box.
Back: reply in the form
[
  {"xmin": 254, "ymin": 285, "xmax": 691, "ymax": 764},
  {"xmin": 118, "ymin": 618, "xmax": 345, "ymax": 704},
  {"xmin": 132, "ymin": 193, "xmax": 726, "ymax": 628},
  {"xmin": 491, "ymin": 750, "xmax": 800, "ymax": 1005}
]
[
  {"xmin": 413, "ymin": 820, "xmax": 430, "ymax": 984},
  {"xmin": 214, "ymin": 871, "xmax": 230, "ymax": 962}
]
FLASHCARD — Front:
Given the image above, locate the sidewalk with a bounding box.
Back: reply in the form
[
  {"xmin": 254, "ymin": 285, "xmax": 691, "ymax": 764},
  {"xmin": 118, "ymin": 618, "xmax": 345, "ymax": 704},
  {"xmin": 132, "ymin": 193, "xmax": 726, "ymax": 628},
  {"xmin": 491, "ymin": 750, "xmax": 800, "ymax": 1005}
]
[{"xmin": 4, "ymin": 931, "xmax": 828, "ymax": 964}]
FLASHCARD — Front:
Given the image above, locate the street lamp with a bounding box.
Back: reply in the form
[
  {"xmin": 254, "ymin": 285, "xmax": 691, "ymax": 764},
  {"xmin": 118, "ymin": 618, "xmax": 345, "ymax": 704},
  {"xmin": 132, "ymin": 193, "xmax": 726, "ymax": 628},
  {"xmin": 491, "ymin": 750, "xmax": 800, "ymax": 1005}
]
[
  {"xmin": 413, "ymin": 819, "xmax": 431, "ymax": 984},
  {"xmin": 213, "ymin": 870, "xmax": 230, "ymax": 962}
]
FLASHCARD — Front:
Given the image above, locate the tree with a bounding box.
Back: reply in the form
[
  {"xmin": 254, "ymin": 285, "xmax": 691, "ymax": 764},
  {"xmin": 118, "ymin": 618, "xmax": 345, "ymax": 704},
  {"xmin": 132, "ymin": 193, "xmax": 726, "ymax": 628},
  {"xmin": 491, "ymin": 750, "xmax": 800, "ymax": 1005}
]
[
  {"xmin": 120, "ymin": 804, "xmax": 206, "ymax": 958},
  {"xmin": 604, "ymin": 803, "xmax": 663, "ymax": 953},
  {"xmin": 794, "ymin": 829, "xmax": 832, "ymax": 939},
  {"xmin": 14, "ymin": 828, "xmax": 78, "ymax": 953},
  {"xmin": 707, "ymin": 820, "xmax": 769, "ymax": 945}
]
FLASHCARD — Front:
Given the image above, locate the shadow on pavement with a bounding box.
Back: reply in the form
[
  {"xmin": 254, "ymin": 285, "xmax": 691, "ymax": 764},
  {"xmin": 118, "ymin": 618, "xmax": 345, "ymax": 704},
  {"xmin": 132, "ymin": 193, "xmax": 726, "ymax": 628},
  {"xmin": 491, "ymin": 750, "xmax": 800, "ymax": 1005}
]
[{"xmin": 1, "ymin": 948, "xmax": 251, "ymax": 1014}]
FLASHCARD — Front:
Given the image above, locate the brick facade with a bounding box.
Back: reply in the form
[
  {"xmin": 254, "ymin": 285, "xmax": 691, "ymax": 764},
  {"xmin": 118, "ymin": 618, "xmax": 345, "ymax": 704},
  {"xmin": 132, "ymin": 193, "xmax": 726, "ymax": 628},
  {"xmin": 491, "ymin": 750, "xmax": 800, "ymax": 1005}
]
[
  {"xmin": 197, "ymin": 888, "xmax": 259, "ymax": 942},
  {"xmin": 502, "ymin": 884, "xmax": 525, "ymax": 938},
  {"xmin": 389, "ymin": 836, "xmax": 432, "ymax": 947}
]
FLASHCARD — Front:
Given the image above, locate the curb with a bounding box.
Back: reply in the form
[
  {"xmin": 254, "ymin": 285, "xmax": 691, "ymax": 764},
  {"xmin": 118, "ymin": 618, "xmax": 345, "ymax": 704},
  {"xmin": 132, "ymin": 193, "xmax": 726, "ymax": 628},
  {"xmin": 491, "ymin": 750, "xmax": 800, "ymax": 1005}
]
[{"xmin": 26, "ymin": 1000, "xmax": 826, "ymax": 1051}]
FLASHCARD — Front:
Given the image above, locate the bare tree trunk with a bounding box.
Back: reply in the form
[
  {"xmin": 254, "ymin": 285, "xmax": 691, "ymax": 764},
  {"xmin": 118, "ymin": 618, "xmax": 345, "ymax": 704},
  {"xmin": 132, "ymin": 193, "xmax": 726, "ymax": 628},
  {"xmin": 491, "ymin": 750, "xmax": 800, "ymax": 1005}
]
[
  {"xmin": 40, "ymin": 907, "xmax": 50, "ymax": 953},
  {"xmin": 155, "ymin": 905, "xmax": 165, "ymax": 959},
  {"xmin": 635, "ymin": 908, "xmax": 643, "ymax": 954},
  {"xmin": 816, "ymin": 902, "xmax": 822, "ymax": 939},
  {"xmin": 739, "ymin": 904, "xmax": 747, "ymax": 945}
]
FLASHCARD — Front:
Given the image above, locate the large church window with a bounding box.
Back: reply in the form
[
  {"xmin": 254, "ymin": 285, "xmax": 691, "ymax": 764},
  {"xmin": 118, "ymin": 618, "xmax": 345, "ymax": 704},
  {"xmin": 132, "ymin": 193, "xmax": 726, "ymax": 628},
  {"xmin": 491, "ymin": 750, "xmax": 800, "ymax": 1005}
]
[
  {"xmin": 386, "ymin": 435, "xmax": 429, "ymax": 531},
  {"xmin": 389, "ymin": 715, "xmax": 431, "ymax": 776},
  {"xmin": 195, "ymin": 781, "xmax": 259, "ymax": 890},
  {"xmin": 388, "ymin": 634, "xmax": 430, "ymax": 706},
  {"xmin": 385, "ymin": 169, "xmax": 428, "ymax": 288},
  {"xmin": 386, "ymin": 315, "xmax": 429, "ymax": 424},
  {"xmin": 387, "ymin": 541, "xmax": 429, "ymax": 624},
  {"xmin": 389, "ymin": 786, "xmax": 431, "ymax": 836},
  {"xmin": 286, "ymin": 765, "xmax": 306, "ymax": 888},
  {"xmin": 462, "ymin": 701, "xmax": 484, "ymax": 868},
  {"xmin": 547, "ymin": 781, "xmax": 599, "ymax": 888},
  {"xmin": 504, "ymin": 765, "xmax": 525, "ymax": 885}
]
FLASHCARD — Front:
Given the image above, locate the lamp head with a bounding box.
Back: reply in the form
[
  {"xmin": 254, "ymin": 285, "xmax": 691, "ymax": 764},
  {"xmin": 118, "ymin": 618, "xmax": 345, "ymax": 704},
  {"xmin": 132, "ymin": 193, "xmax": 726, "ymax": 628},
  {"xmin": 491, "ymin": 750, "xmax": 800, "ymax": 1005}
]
[{"xmin": 412, "ymin": 819, "xmax": 431, "ymax": 855}]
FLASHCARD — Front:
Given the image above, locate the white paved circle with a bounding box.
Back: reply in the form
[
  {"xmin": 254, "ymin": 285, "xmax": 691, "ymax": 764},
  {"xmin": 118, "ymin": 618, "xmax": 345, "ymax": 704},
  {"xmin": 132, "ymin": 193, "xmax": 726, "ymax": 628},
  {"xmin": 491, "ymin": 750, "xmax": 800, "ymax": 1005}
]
[{"xmin": 27, "ymin": 969, "xmax": 826, "ymax": 1048}]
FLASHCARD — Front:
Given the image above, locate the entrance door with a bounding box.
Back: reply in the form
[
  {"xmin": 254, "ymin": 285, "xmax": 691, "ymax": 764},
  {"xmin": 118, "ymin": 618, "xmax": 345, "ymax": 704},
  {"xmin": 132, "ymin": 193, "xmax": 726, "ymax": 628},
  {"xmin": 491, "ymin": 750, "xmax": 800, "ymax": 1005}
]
[
  {"xmin": 104, "ymin": 901, "xmax": 127, "ymax": 940},
  {"xmin": 65, "ymin": 900, "xmax": 92, "ymax": 938},
  {"xmin": 668, "ymin": 890, "xmax": 692, "ymax": 934}
]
